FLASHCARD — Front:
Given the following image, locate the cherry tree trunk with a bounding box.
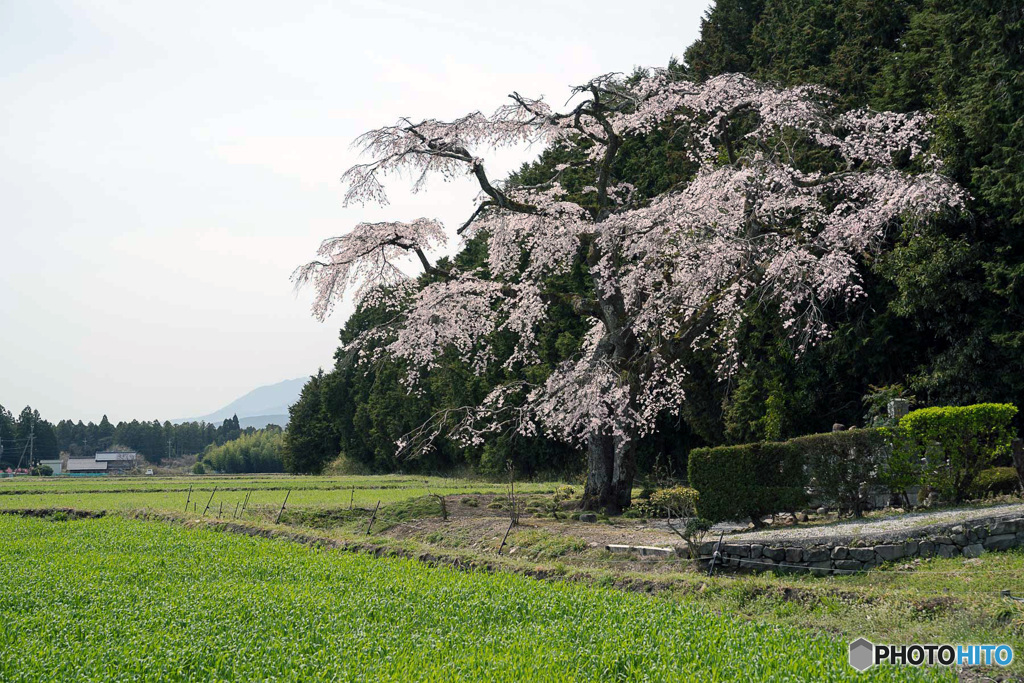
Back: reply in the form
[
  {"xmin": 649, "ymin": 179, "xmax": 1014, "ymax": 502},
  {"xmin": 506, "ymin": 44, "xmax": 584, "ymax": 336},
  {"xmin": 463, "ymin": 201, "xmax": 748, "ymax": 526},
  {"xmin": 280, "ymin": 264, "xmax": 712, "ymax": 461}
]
[{"xmin": 582, "ymin": 431, "xmax": 636, "ymax": 514}]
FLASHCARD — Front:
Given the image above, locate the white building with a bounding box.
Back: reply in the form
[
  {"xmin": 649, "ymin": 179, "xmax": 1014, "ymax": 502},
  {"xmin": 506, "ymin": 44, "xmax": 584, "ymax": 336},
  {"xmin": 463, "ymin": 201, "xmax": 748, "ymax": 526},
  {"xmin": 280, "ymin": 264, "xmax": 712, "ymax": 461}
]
[
  {"xmin": 65, "ymin": 451, "xmax": 139, "ymax": 475},
  {"xmin": 38, "ymin": 459, "xmax": 63, "ymax": 475}
]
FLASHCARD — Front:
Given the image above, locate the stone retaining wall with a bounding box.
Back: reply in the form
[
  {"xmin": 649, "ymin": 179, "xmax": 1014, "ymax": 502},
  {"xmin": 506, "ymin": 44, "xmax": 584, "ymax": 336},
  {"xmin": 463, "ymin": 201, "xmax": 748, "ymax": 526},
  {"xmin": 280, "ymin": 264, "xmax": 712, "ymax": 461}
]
[{"xmin": 697, "ymin": 512, "xmax": 1024, "ymax": 576}]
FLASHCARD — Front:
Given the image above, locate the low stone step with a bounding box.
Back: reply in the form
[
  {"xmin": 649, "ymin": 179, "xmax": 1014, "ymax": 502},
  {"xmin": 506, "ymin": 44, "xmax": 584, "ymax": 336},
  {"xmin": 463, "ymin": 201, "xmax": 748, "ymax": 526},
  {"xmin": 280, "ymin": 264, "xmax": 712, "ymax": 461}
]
[{"xmin": 605, "ymin": 544, "xmax": 674, "ymax": 557}]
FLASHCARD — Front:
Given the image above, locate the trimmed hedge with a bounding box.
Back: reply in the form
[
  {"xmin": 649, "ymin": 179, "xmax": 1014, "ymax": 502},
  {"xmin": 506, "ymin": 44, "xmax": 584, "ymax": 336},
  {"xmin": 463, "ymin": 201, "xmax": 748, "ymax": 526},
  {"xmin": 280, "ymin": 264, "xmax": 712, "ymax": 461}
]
[
  {"xmin": 788, "ymin": 429, "xmax": 888, "ymax": 517},
  {"xmin": 688, "ymin": 403, "xmax": 1019, "ymax": 522},
  {"xmin": 896, "ymin": 403, "xmax": 1017, "ymax": 503},
  {"xmin": 688, "ymin": 442, "xmax": 807, "ymax": 526}
]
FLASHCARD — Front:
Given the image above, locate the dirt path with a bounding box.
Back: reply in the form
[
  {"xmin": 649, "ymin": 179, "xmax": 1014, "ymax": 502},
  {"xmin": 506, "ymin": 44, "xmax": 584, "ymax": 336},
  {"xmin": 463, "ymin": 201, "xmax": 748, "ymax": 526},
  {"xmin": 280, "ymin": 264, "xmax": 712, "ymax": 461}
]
[{"xmin": 727, "ymin": 502, "xmax": 1024, "ymax": 544}]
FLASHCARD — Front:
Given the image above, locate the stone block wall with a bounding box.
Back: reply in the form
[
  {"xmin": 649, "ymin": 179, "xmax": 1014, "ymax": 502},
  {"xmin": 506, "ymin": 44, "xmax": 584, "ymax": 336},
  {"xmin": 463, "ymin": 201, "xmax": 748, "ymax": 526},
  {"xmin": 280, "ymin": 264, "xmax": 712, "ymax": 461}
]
[{"xmin": 697, "ymin": 514, "xmax": 1024, "ymax": 576}]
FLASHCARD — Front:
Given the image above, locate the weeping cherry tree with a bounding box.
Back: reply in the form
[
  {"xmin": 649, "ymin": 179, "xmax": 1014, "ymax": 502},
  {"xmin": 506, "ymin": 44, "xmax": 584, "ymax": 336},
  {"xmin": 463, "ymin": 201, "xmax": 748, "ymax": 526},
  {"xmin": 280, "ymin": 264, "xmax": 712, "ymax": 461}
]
[{"xmin": 295, "ymin": 70, "xmax": 964, "ymax": 513}]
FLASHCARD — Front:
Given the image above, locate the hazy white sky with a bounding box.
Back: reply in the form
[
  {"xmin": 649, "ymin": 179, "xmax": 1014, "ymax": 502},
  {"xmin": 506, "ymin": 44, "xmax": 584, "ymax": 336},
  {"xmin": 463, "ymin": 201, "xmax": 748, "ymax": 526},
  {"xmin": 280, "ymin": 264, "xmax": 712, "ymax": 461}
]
[{"xmin": 1, "ymin": 0, "xmax": 711, "ymax": 423}]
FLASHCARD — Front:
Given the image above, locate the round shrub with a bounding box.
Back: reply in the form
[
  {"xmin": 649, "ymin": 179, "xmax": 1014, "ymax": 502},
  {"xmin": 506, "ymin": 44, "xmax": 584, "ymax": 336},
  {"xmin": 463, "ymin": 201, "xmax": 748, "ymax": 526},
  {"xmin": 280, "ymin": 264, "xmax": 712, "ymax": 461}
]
[
  {"xmin": 896, "ymin": 403, "xmax": 1018, "ymax": 502},
  {"xmin": 969, "ymin": 467, "xmax": 1020, "ymax": 498}
]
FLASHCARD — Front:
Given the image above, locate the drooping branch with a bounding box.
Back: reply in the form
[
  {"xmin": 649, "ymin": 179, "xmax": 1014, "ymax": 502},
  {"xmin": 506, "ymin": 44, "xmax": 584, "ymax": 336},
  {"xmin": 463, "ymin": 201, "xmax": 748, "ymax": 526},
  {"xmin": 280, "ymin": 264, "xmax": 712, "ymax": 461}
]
[
  {"xmin": 297, "ymin": 68, "xmax": 967, "ymax": 490},
  {"xmin": 292, "ymin": 218, "xmax": 448, "ymax": 321}
]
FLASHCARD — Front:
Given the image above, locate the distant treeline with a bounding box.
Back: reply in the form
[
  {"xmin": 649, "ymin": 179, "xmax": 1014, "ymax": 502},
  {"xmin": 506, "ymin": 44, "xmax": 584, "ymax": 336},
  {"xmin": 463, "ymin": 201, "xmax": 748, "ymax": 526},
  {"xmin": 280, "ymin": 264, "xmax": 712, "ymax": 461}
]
[
  {"xmin": 0, "ymin": 403, "xmax": 281, "ymax": 467},
  {"xmin": 199, "ymin": 427, "xmax": 285, "ymax": 474},
  {"xmin": 0, "ymin": 406, "xmax": 60, "ymax": 467}
]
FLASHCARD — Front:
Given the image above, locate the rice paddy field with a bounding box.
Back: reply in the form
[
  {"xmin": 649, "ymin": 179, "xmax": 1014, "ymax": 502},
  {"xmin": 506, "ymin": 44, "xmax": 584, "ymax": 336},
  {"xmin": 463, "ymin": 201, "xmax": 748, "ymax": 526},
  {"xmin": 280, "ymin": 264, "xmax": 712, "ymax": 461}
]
[
  {"xmin": 0, "ymin": 515, "xmax": 949, "ymax": 682},
  {"xmin": 0, "ymin": 474, "xmax": 561, "ymax": 513},
  {"xmin": 4, "ymin": 474, "xmax": 1016, "ymax": 680}
]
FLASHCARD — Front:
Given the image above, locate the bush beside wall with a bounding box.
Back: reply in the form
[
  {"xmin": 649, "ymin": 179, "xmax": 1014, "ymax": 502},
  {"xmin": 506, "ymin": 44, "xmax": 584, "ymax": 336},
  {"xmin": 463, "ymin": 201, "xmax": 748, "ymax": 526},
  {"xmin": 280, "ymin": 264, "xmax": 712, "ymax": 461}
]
[
  {"xmin": 688, "ymin": 442, "xmax": 807, "ymax": 526},
  {"xmin": 788, "ymin": 429, "xmax": 889, "ymax": 517},
  {"xmin": 897, "ymin": 404, "xmax": 1017, "ymax": 503},
  {"xmin": 970, "ymin": 467, "xmax": 1021, "ymax": 498}
]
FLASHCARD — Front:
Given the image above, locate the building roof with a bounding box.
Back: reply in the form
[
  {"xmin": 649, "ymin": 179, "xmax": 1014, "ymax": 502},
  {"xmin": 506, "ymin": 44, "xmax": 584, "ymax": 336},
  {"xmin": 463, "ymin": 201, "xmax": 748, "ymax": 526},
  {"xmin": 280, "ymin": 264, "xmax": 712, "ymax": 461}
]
[
  {"xmin": 95, "ymin": 452, "xmax": 137, "ymax": 461},
  {"xmin": 66, "ymin": 459, "xmax": 107, "ymax": 472}
]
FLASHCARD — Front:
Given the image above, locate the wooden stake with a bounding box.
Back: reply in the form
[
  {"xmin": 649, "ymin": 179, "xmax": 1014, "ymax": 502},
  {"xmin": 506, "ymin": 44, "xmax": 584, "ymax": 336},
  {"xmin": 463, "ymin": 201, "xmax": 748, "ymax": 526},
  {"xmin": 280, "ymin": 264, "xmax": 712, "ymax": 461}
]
[
  {"xmin": 349, "ymin": 486, "xmax": 355, "ymax": 510},
  {"xmin": 274, "ymin": 490, "xmax": 291, "ymax": 524},
  {"xmin": 498, "ymin": 519, "xmax": 514, "ymax": 555},
  {"xmin": 183, "ymin": 484, "xmax": 192, "ymax": 512},
  {"xmin": 201, "ymin": 487, "xmax": 218, "ymax": 516},
  {"xmin": 242, "ymin": 490, "xmax": 251, "ymax": 511},
  {"xmin": 233, "ymin": 501, "xmax": 240, "ymax": 519},
  {"xmin": 707, "ymin": 531, "xmax": 725, "ymax": 577},
  {"xmin": 219, "ymin": 501, "xmax": 223, "ymax": 516},
  {"xmin": 365, "ymin": 500, "xmax": 381, "ymax": 535}
]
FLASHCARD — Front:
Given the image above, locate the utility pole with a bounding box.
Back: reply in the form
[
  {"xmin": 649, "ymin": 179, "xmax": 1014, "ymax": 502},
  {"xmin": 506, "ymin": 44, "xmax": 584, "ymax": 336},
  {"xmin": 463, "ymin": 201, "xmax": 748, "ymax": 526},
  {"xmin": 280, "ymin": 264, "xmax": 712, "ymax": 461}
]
[
  {"xmin": 14, "ymin": 442, "xmax": 28, "ymax": 471},
  {"xmin": 167, "ymin": 438, "xmax": 173, "ymax": 462},
  {"xmin": 14, "ymin": 421, "xmax": 34, "ymax": 472}
]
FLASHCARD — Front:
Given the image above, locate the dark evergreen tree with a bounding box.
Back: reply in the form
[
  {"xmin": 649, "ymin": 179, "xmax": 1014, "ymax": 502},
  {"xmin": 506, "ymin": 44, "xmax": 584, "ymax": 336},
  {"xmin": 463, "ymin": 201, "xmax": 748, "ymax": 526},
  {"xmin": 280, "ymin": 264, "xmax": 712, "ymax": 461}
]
[{"xmin": 283, "ymin": 371, "xmax": 340, "ymax": 474}]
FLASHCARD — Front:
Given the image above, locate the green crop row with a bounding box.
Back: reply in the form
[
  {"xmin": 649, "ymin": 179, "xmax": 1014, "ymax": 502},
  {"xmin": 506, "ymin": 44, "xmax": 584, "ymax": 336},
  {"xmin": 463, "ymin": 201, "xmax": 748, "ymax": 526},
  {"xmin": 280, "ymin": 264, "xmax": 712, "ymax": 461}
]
[
  {"xmin": 0, "ymin": 516, "xmax": 947, "ymax": 682},
  {"xmin": 0, "ymin": 473, "xmax": 561, "ymax": 495},
  {"xmin": 0, "ymin": 474, "xmax": 561, "ymax": 515}
]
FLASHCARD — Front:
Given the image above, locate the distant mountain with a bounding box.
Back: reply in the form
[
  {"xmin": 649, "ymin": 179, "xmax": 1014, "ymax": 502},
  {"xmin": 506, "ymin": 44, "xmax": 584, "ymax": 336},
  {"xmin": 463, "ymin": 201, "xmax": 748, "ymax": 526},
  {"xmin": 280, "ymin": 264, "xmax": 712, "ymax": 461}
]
[
  {"xmin": 238, "ymin": 414, "xmax": 289, "ymax": 430},
  {"xmin": 178, "ymin": 377, "xmax": 306, "ymax": 428}
]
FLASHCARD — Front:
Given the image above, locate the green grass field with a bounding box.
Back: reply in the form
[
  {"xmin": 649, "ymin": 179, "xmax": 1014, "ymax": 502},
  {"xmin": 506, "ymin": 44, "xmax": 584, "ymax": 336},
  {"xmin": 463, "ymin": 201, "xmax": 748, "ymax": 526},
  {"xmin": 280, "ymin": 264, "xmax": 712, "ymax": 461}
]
[
  {"xmin": 0, "ymin": 474, "xmax": 560, "ymax": 513},
  {"xmin": 4, "ymin": 474, "xmax": 1021, "ymax": 679},
  {"xmin": 0, "ymin": 515, "xmax": 947, "ymax": 682}
]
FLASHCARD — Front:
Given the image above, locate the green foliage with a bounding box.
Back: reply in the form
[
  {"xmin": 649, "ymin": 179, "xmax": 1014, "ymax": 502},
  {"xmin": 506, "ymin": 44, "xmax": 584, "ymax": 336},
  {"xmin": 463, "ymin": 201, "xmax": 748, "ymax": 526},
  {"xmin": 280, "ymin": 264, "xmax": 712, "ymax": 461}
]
[
  {"xmin": 0, "ymin": 516, "xmax": 934, "ymax": 682},
  {"xmin": 303, "ymin": 243, "xmax": 587, "ymax": 479},
  {"xmin": 722, "ymin": 307, "xmax": 817, "ymax": 443},
  {"xmin": 191, "ymin": 462, "xmax": 205, "ymax": 475},
  {"xmin": 50, "ymin": 412, "xmax": 251, "ymax": 463},
  {"xmin": 552, "ymin": 485, "xmax": 577, "ymax": 502},
  {"xmin": 505, "ymin": 528, "xmax": 589, "ymax": 560},
  {"xmin": 0, "ymin": 405, "xmax": 60, "ymax": 466},
  {"xmin": 687, "ymin": 0, "xmax": 1024, "ymax": 412},
  {"xmin": 677, "ymin": 517, "xmax": 714, "ymax": 560},
  {"xmin": 684, "ymin": 0, "xmax": 764, "ymax": 80},
  {"xmin": 0, "ymin": 404, "xmax": 16, "ymax": 468},
  {"xmin": 202, "ymin": 428, "xmax": 284, "ymax": 474},
  {"xmin": 692, "ymin": 403, "xmax": 1018, "ymax": 517},
  {"xmin": 862, "ymin": 384, "xmax": 916, "ymax": 428},
  {"xmin": 896, "ymin": 403, "xmax": 1018, "ymax": 502},
  {"xmin": 877, "ymin": 426, "xmax": 922, "ymax": 501},
  {"xmin": 321, "ymin": 453, "xmax": 369, "ymax": 476},
  {"xmin": 628, "ymin": 485, "xmax": 701, "ymax": 520},
  {"xmin": 688, "ymin": 442, "xmax": 807, "ymax": 525},
  {"xmin": 788, "ymin": 429, "xmax": 890, "ymax": 517},
  {"xmin": 648, "ymin": 486, "xmax": 700, "ymax": 517},
  {"xmin": 970, "ymin": 466, "xmax": 1021, "ymax": 499},
  {"xmin": 283, "ymin": 370, "xmax": 340, "ymax": 474},
  {"xmin": 623, "ymin": 499, "xmax": 658, "ymax": 519}
]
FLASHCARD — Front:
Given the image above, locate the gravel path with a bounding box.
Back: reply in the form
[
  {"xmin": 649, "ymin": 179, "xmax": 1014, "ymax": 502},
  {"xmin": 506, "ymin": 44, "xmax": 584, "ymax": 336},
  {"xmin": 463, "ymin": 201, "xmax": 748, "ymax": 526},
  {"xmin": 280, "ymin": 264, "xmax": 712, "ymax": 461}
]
[{"xmin": 723, "ymin": 502, "xmax": 1024, "ymax": 544}]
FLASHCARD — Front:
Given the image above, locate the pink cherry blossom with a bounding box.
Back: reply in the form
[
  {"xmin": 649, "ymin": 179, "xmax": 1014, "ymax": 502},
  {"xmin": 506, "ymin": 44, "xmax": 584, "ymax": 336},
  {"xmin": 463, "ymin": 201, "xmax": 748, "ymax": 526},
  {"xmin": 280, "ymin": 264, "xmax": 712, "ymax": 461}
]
[{"xmin": 296, "ymin": 69, "xmax": 966, "ymax": 511}]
